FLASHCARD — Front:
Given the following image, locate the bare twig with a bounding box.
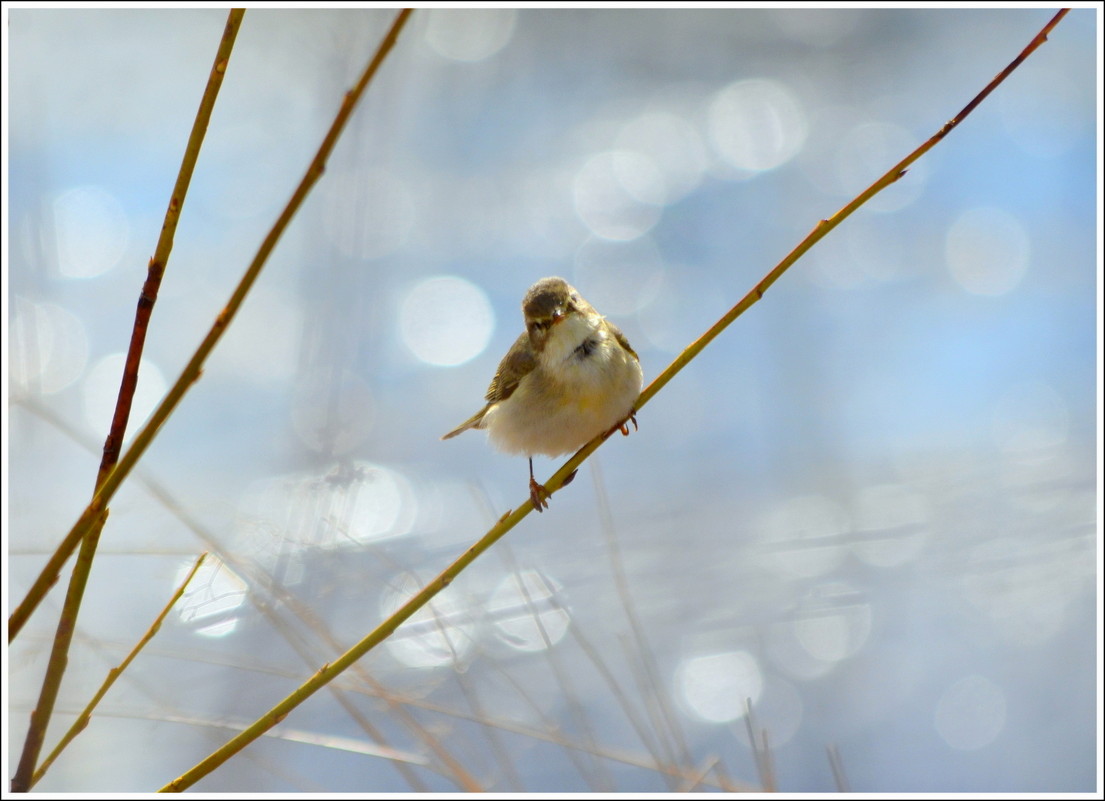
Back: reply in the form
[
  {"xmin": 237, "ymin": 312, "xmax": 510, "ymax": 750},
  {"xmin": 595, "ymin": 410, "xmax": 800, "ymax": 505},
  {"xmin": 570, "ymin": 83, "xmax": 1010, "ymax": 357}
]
[
  {"xmin": 592, "ymin": 460, "xmax": 693, "ymax": 777},
  {"xmin": 676, "ymin": 755, "xmax": 719, "ymax": 793},
  {"xmin": 742, "ymin": 698, "xmax": 770, "ymax": 791},
  {"xmin": 496, "ymin": 550, "xmax": 612, "ymax": 789},
  {"xmin": 827, "ymin": 743, "xmax": 850, "ymax": 792},
  {"xmin": 565, "ymin": 607, "xmax": 668, "ymax": 779}
]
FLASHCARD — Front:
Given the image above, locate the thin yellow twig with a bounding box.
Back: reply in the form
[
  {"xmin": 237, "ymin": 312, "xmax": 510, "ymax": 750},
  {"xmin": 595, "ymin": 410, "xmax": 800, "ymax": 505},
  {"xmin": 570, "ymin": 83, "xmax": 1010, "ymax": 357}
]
[{"xmin": 29, "ymin": 554, "xmax": 209, "ymax": 788}]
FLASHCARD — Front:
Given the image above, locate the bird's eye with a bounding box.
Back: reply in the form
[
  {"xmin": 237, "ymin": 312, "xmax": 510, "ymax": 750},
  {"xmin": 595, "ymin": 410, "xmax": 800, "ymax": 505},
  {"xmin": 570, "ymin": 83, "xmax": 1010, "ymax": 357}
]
[{"xmin": 570, "ymin": 293, "xmax": 580, "ymax": 302}]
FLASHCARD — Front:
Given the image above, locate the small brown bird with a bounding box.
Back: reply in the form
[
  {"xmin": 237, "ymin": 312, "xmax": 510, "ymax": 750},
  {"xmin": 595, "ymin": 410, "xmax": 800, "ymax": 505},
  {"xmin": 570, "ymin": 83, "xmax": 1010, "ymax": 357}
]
[{"xmin": 443, "ymin": 277, "xmax": 643, "ymax": 511}]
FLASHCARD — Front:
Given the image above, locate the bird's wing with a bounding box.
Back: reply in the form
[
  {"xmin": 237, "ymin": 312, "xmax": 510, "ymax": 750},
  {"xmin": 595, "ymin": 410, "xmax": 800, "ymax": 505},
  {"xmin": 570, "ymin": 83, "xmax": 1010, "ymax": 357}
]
[
  {"xmin": 485, "ymin": 331, "xmax": 537, "ymax": 403},
  {"xmin": 442, "ymin": 333, "xmax": 537, "ymax": 440},
  {"xmin": 606, "ymin": 320, "xmax": 639, "ymax": 361}
]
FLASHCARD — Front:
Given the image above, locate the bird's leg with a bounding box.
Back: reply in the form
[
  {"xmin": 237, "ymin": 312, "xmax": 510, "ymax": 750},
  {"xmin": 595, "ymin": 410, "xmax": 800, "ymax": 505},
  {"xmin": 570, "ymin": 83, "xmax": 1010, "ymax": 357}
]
[{"xmin": 529, "ymin": 457, "xmax": 550, "ymax": 512}]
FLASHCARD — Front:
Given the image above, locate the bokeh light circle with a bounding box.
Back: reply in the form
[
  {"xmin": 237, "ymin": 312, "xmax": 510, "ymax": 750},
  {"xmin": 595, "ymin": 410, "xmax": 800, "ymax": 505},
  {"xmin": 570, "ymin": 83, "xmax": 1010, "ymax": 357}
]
[
  {"xmin": 946, "ymin": 206, "xmax": 1030, "ymax": 296},
  {"xmin": 424, "ymin": 9, "xmax": 517, "ymax": 62},
  {"xmin": 53, "ymin": 185, "xmax": 129, "ymax": 279},
  {"xmin": 676, "ymin": 650, "xmax": 764, "ymax": 723},
  {"xmin": 934, "ymin": 674, "xmax": 1007, "ymax": 751},
  {"xmin": 400, "ymin": 276, "xmax": 494, "ymax": 367},
  {"xmin": 707, "ymin": 78, "xmax": 808, "ymax": 174}
]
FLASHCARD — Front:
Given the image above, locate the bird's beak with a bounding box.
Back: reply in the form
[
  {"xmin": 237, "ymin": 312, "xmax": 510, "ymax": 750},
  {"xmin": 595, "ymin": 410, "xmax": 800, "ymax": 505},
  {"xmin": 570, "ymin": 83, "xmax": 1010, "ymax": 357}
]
[{"xmin": 551, "ymin": 308, "xmax": 566, "ymax": 325}]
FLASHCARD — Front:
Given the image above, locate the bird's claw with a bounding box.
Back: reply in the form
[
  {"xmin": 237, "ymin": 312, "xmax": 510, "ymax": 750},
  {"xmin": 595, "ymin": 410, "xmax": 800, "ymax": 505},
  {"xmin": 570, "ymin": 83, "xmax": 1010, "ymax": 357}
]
[
  {"xmin": 615, "ymin": 411, "xmax": 639, "ymax": 437},
  {"xmin": 529, "ymin": 478, "xmax": 550, "ymax": 512}
]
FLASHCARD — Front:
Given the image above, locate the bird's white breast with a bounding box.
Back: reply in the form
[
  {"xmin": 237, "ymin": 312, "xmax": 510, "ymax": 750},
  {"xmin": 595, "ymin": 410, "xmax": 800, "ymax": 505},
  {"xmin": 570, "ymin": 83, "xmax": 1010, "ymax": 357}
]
[{"xmin": 482, "ymin": 313, "xmax": 643, "ymax": 457}]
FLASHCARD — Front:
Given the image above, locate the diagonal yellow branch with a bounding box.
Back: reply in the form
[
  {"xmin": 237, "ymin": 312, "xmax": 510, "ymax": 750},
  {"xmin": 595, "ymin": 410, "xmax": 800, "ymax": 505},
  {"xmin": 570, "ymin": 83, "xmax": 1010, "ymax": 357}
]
[{"xmin": 157, "ymin": 8, "xmax": 1070, "ymax": 792}]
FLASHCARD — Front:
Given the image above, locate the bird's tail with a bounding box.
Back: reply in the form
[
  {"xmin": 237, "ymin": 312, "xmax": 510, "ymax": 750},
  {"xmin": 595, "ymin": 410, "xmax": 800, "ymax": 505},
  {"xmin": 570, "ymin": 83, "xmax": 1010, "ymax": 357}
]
[{"xmin": 441, "ymin": 407, "xmax": 488, "ymax": 440}]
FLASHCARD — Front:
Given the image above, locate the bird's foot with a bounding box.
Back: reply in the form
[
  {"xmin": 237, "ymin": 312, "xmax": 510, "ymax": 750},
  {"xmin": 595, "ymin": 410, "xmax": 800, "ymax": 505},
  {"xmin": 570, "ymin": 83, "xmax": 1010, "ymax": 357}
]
[
  {"xmin": 610, "ymin": 410, "xmax": 639, "ymax": 437},
  {"xmin": 529, "ymin": 477, "xmax": 550, "ymax": 512},
  {"xmin": 531, "ymin": 469, "xmax": 576, "ymax": 512}
]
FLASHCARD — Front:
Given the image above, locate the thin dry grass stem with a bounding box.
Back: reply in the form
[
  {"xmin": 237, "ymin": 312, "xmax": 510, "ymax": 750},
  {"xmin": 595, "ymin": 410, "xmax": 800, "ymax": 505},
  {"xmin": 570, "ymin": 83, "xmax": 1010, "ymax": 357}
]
[
  {"xmin": 47, "ymin": 707, "xmax": 329, "ymax": 792},
  {"xmin": 827, "ymin": 742, "xmax": 850, "ymax": 792},
  {"xmin": 761, "ymin": 728, "xmax": 776, "ymax": 792},
  {"xmin": 450, "ymin": 668, "xmax": 525, "ymax": 792},
  {"xmin": 53, "ymin": 613, "xmax": 745, "ymax": 791},
  {"xmin": 221, "ymin": 749, "xmax": 325, "ymax": 794},
  {"xmin": 616, "ymin": 633, "xmax": 681, "ymax": 789},
  {"xmin": 9, "ymin": 11, "xmax": 246, "ymax": 792},
  {"xmin": 318, "ymin": 548, "xmax": 489, "ymax": 790},
  {"xmin": 29, "ymin": 553, "xmax": 209, "ymax": 788},
  {"xmin": 9, "ymin": 6, "xmax": 413, "ymax": 645},
  {"xmin": 591, "ymin": 460, "xmax": 694, "ymax": 778},
  {"xmin": 474, "ymin": 485, "xmax": 628, "ymax": 788},
  {"xmin": 77, "ymin": 708, "xmax": 430, "ymax": 766},
  {"xmin": 243, "ymin": 594, "xmax": 439, "ymax": 791},
  {"xmin": 223, "ymin": 557, "xmax": 482, "ymax": 790},
  {"xmin": 742, "ymin": 698, "xmax": 763, "ymax": 790},
  {"xmin": 675, "ymin": 755, "xmax": 720, "ymax": 792},
  {"xmin": 742, "ymin": 698, "xmax": 775, "ymax": 792},
  {"xmin": 387, "ymin": 620, "xmax": 488, "ymax": 790},
  {"xmin": 561, "ymin": 602, "xmax": 671, "ymax": 778},
  {"xmin": 710, "ymin": 757, "xmax": 743, "ymax": 793},
  {"xmin": 496, "ymin": 549, "xmax": 614, "ymax": 790},
  {"xmin": 382, "ymin": 564, "xmax": 515, "ymax": 790}
]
